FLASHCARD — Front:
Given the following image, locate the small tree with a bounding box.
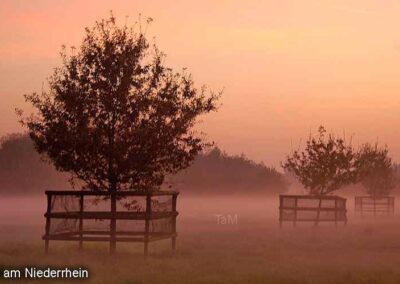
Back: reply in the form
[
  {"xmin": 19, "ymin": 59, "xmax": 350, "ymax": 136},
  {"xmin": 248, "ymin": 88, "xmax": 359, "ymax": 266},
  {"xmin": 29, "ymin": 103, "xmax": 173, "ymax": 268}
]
[
  {"xmin": 355, "ymin": 143, "xmax": 395, "ymax": 197},
  {"xmin": 19, "ymin": 15, "xmax": 219, "ymax": 252},
  {"xmin": 282, "ymin": 126, "xmax": 357, "ymax": 195}
]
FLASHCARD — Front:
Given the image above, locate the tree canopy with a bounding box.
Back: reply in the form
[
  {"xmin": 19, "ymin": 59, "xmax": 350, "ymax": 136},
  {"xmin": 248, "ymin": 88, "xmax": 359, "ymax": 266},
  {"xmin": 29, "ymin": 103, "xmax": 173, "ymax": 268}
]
[
  {"xmin": 19, "ymin": 15, "xmax": 219, "ymax": 193},
  {"xmin": 282, "ymin": 126, "xmax": 357, "ymax": 195},
  {"xmin": 355, "ymin": 143, "xmax": 395, "ymax": 197}
]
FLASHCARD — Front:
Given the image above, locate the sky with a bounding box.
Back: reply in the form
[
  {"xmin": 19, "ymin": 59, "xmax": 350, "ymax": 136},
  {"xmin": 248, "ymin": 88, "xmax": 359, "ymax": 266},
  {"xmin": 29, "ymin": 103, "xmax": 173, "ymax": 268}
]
[{"xmin": 1, "ymin": 0, "xmax": 400, "ymax": 167}]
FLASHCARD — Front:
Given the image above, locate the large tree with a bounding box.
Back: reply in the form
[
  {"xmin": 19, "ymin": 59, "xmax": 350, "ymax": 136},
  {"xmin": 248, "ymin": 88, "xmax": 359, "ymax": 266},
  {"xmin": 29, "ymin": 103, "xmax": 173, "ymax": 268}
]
[
  {"xmin": 282, "ymin": 126, "xmax": 357, "ymax": 195},
  {"xmin": 355, "ymin": 143, "xmax": 395, "ymax": 197},
  {"xmin": 19, "ymin": 15, "xmax": 219, "ymax": 194}
]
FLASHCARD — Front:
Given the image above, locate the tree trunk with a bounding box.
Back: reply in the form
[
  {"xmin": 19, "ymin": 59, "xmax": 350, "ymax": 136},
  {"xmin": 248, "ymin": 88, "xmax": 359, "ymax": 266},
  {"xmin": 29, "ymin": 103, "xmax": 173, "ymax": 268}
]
[
  {"xmin": 110, "ymin": 181, "xmax": 117, "ymax": 254},
  {"xmin": 108, "ymin": 128, "xmax": 117, "ymax": 254},
  {"xmin": 315, "ymin": 190, "xmax": 323, "ymax": 226},
  {"xmin": 314, "ymin": 197, "xmax": 322, "ymax": 227}
]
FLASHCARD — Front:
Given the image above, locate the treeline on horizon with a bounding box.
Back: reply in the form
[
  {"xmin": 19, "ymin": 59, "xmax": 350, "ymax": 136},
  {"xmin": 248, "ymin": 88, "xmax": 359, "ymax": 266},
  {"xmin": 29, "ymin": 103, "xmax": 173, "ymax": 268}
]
[
  {"xmin": 171, "ymin": 147, "xmax": 287, "ymax": 194},
  {"xmin": 0, "ymin": 133, "xmax": 288, "ymax": 195}
]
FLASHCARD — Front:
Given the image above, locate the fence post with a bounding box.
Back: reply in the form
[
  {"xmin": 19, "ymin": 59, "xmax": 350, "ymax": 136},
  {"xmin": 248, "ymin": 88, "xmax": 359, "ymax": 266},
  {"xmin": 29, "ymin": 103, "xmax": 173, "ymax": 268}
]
[
  {"xmin": 279, "ymin": 196, "xmax": 283, "ymax": 228},
  {"xmin": 171, "ymin": 194, "xmax": 178, "ymax": 250},
  {"xmin": 392, "ymin": 197, "xmax": 395, "ymax": 215},
  {"xmin": 314, "ymin": 197, "xmax": 322, "ymax": 227},
  {"xmin": 110, "ymin": 191, "xmax": 117, "ymax": 254},
  {"xmin": 387, "ymin": 197, "xmax": 390, "ymax": 216},
  {"xmin": 44, "ymin": 193, "xmax": 52, "ymax": 254},
  {"xmin": 144, "ymin": 194, "xmax": 151, "ymax": 256},
  {"xmin": 373, "ymin": 197, "xmax": 376, "ymax": 216},
  {"xmin": 293, "ymin": 197, "xmax": 298, "ymax": 227},
  {"xmin": 355, "ymin": 197, "xmax": 357, "ymax": 215},
  {"xmin": 79, "ymin": 192, "xmax": 84, "ymax": 250},
  {"xmin": 334, "ymin": 198, "xmax": 338, "ymax": 227}
]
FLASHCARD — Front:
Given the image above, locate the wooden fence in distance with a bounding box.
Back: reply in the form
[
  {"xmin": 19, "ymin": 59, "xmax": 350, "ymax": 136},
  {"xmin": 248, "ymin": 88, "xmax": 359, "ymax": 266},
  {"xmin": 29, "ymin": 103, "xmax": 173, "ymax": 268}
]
[
  {"xmin": 279, "ymin": 195, "xmax": 347, "ymax": 227},
  {"xmin": 355, "ymin": 196, "xmax": 394, "ymax": 216}
]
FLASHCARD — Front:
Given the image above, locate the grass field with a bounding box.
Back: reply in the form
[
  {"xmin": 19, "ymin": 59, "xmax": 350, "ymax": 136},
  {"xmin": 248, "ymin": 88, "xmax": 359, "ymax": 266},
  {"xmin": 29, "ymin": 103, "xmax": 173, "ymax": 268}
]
[{"xmin": 1, "ymin": 196, "xmax": 400, "ymax": 283}]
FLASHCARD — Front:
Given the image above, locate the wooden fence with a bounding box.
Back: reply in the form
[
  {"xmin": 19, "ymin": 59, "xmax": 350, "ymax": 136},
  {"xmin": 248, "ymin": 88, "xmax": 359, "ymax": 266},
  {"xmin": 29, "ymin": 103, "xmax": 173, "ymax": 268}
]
[
  {"xmin": 279, "ymin": 195, "xmax": 347, "ymax": 226},
  {"xmin": 43, "ymin": 190, "xmax": 179, "ymax": 255},
  {"xmin": 355, "ymin": 196, "xmax": 394, "ymax": 216}
]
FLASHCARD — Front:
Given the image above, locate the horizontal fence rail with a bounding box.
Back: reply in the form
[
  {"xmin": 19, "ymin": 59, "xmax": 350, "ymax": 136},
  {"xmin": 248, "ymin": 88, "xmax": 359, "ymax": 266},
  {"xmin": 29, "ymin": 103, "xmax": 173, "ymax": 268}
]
[{"xmin": 43, "ymin": 190, "xmax": 179, "ymax": 255}]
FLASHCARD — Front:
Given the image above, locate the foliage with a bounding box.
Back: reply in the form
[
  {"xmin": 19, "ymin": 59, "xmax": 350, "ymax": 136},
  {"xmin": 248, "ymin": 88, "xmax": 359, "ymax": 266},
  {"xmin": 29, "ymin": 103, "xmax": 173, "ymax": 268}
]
[
  {"xmin": 0, "ymin": 134, "xmax": 69, "ymax": 194},
  {"xmin": 282, "ymin": 126, "xmax": 357, "ymax": 195},
  {"xmin": 173, "ymin": 147, "xmax": 288, "ymax": 194},
  {"xmin": 19, "ymin": 15, "xmax": 219, "ymax": 193},
  {"xmin": 355, "ymin": 143, "xmax": 395, "ymax": 197}
]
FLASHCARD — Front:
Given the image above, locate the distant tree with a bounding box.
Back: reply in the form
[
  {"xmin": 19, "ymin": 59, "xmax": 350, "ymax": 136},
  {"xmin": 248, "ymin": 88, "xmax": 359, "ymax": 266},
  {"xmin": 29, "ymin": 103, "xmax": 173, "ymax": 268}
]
[
  {"xmin": 355, "ymin": 143, "xmax": 395, "ymax": 197},
  {"xmin": 282, "ymin": 126, "xmax": 357, "ymax": 195},
  {"xmin": 18, "ymin": 15, "xmax": 219, "ymax": 252}
]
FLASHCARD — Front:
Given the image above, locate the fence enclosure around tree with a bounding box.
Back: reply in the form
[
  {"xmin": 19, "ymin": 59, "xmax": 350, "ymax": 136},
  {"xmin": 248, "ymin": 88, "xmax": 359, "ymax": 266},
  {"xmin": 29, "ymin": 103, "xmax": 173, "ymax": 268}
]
[
  {"xmin": 43, "ymin": 190, "xmax": 179, "ymax": 255},
  {"xmin": 355, "ymin": 196, "xmax": 395, "ymax": 216},
  {"xmin": 279, "ymin": 195, "xmax": 347, "ymax": 226}
]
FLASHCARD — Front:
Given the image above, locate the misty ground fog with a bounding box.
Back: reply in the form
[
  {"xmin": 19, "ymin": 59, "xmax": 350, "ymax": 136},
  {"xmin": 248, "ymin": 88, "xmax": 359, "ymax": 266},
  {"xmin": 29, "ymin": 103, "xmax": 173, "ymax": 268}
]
[
  {"xmin": 0, "ymin": 195, "xmax": 287, "ymax": 249},
  {"xmin": 2, "ymin": 194, "xmax": 400, "ymax": 283},
  {"xmin": 1, "ymin": 193, "xmax": 399, "ymax": 232}
]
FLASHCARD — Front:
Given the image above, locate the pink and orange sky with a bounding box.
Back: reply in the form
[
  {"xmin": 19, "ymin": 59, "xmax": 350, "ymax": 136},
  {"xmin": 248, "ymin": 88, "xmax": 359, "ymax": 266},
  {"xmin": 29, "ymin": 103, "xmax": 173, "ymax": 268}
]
[{"xmin": 1, "ymin": 0, "xmax": 400, "ymax": 167}]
